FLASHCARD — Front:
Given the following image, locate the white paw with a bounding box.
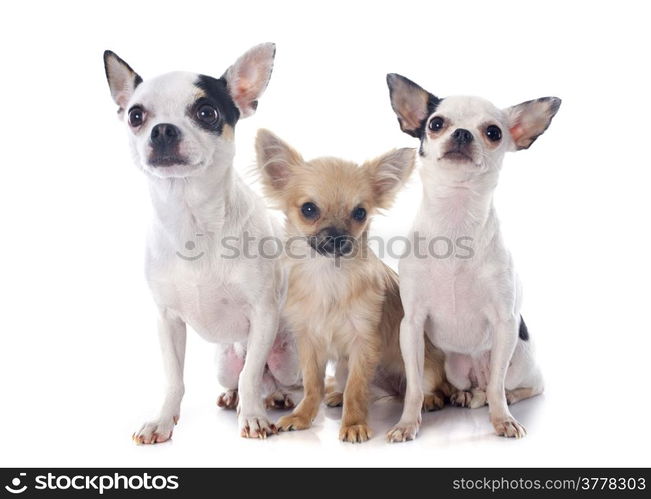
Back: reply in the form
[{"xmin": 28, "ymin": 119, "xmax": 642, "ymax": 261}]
[
  {"xmin": 492, "ymin": 417, "xmax": 527, "ymax": 438},
  {"xmin": 132, "ymin": 416, "xmax": 178, "ymax": 445},
  {"xmin": 217, "ymin": 389, "xmax": 239, "ymax": 409},
  {"xmin": 239, "ymin": 414, "xmax": 277, "ymax": 439},
  {"xmin": 386, "ymin": 421, "xmax": 420, "ymax": 443},
  {"xmin": 469, "ymin": 390, "xmax": 487, "ymax": 409}
]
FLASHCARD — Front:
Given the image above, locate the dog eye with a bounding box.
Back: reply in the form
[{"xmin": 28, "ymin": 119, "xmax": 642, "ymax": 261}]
[
  {"xmin": 352, "ymin": 207, "xmax": 367, "ymax": 222},
  {"xmin": 301, "ymin": 202, "xmax": 319, "ymax": 219},
  {"xmin": 197, "ymin": 104, "xmax": 219, "ymax": 125},
  {"xmin": 429, "ymin": 117, "xmax": 445, "ymax": 131},
  {"xmin": 128, "ymin": 107, "xmax": 144, "ymax": 127},
  {"xmin": 486, "ymin": 125, "xmax": 502, "ymax": 142}
]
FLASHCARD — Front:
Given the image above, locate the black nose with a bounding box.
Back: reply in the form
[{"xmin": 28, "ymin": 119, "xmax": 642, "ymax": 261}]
[
  {"xmin": 452, "ymin": 128, "xmax": 473, "ymax": 145},
  {"xmin": 320, "ymin": 227, "xmax": 353, "ymax": 256},
  {"xmin": 150, "ymin": 123, "xmax": 181, "ymax": 147}
]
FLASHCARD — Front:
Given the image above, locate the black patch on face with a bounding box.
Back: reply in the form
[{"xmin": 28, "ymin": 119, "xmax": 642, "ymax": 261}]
[
  {"xmin": 518, "ymin": 315, "xmax": 530, "ymax": 341},
  {"xmin": 419, "ymin": 96, "xmax": 444, "ymax": 156},
  {"xmin": 417, "ymin": 95, "xmax": 443, "ymax": 139},
  {"xmin": 386, "ymin": 74, "xmax": 444, "ymax": 154},
  {"xmin": 192, "ymin": 74, "xmax": 240, "ymax": 134}
]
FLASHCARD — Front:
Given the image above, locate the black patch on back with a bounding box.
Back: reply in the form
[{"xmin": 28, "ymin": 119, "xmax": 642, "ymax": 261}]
[
  {"xmin": 519, "ymin": 315, "xmax": 530, "ymax": 341},
  {"xmin": 192, "ymin": 74, "xmax": 240, "ymax": 134}
]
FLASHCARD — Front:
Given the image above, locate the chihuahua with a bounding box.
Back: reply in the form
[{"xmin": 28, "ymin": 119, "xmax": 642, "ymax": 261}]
[
  {"xmin": 103, "ymin": 44, "xmax": 300, "ymax": 443},
  {"xmin": 255, "ymin": 129, "xmax": 451, "ymax": 443},
  {"xmin": 384, "ymin": 74, "xmax": 560, "ymax": 441}
]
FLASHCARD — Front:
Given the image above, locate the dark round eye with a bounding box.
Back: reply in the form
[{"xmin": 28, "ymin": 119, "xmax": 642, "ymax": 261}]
[
  {"xmin": 197, "ymin": 104, "xmax": 219, "ymax": 125},
  {"xmin": 429, "ymin": 116, "xmax": 445, "ymax": 131},
  {"xmin": 301, "ymin": 202, "xmax": 319, "ymax": 219},
  {"xmin": 486, "ymin": 125, "xmax": 502, "ymax": 142},
  {"xmin": 128, "ymin": 107, "xmax": 144, "ymax": 127},
  {"xmin": 352, "ymin": 207, "xmax": 367, "ymax": 222}
]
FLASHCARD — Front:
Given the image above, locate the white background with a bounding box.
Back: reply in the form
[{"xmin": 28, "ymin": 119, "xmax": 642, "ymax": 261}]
[{"xmin": 1, "ymin": 0, "xmax": 650, "ymax": 468}]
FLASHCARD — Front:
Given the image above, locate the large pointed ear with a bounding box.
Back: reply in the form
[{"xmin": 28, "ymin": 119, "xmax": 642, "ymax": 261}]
[
  {"xmin": 386, "ymin": 73, "xmax": 441, "ymax": 138},
  {"xmin": 255, "ymin": 129, "xmax": 303, "ymax": 197},
  {"xmin": 103, "ymin": 50, "xmax": 142, "ymax": 112},
  {"xmin": 363, "ymin": 148, "xmax": 416, "ymax": 209},
  {"xmin": 504, "ymin": 97, "xmax": 561, "ymax": 150},
  {"xmin": 223, "ymin": 43, "xmax": 276, "ymax": 119}
]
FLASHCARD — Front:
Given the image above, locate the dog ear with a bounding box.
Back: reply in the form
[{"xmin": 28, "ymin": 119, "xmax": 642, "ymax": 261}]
[
  {"xmin": 104, "ymin": 51, "xmax": 142, "ymax": 112},
  {"xmin": 256, "ymin": 129, "xmax": 303, "ymax": 196},
  {"xmin": 386, "ymin": 73, "xmax": 440, "ymax": 138},
  {"xmin": 504, "ymin": 97, "xmax": 561, "ymax": 150},
  {"xmin": 363, "ymin": 148, "xmax": 416, "ymax": 209},
  {"xmin": 223, "ymin": 43, "xmax": 276, "ymax": 119}
]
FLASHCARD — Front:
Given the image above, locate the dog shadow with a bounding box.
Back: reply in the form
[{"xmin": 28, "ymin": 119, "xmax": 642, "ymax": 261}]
[{"xmin": 278, "ymin": 390, "xmax": 544, "ymax": 445}]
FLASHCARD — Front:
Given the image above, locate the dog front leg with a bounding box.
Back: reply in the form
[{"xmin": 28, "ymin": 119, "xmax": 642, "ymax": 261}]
[
  {"xmin": 387, "ymin": 312, "xmax": 427, "ymax": 442},
  {"xmin": 133, "ymin": 313, "xmax": 186, "ymax": 445},
  {"xmin": 238, "ymin": 299, "xmax": 279, "ymax": 439},
  {"xmin": 339, "ymin": 339, "xmax": 379, "ymax": 443},
  {"xmin": 488, "ymin": 318, "xmax": 526, "ymax": 438},
  {"xmin": 277, "ymin": 335, "xmax": 327, "ymax": 432}
]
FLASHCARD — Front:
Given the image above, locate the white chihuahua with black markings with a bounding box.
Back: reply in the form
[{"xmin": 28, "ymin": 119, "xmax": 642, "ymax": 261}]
[
  {"xmin": 384, "ymin": 74, "xmax": 560, "ymax": 441},
  {"xmin": 103, "ymin": 44, "xmax": 300, "ymax": 443}
]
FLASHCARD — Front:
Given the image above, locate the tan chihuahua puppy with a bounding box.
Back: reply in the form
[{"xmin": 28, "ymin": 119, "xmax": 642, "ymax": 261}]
[{"xmin": 255, "ymin": 129, "xmax": 451, "ymax": 443}]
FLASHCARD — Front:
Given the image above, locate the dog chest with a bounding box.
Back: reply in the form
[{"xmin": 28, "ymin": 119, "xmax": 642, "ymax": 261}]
[
  {"xmin": 285, "ymin": 257, "xmax": 383, "ymax": 357},
  {"xmin": 422, "ymin": 263, "xmax": 495, "ymax": 354},
  {"xmin": 148, "ymin": 270, "xmax": 251, "ymax": 343}
]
